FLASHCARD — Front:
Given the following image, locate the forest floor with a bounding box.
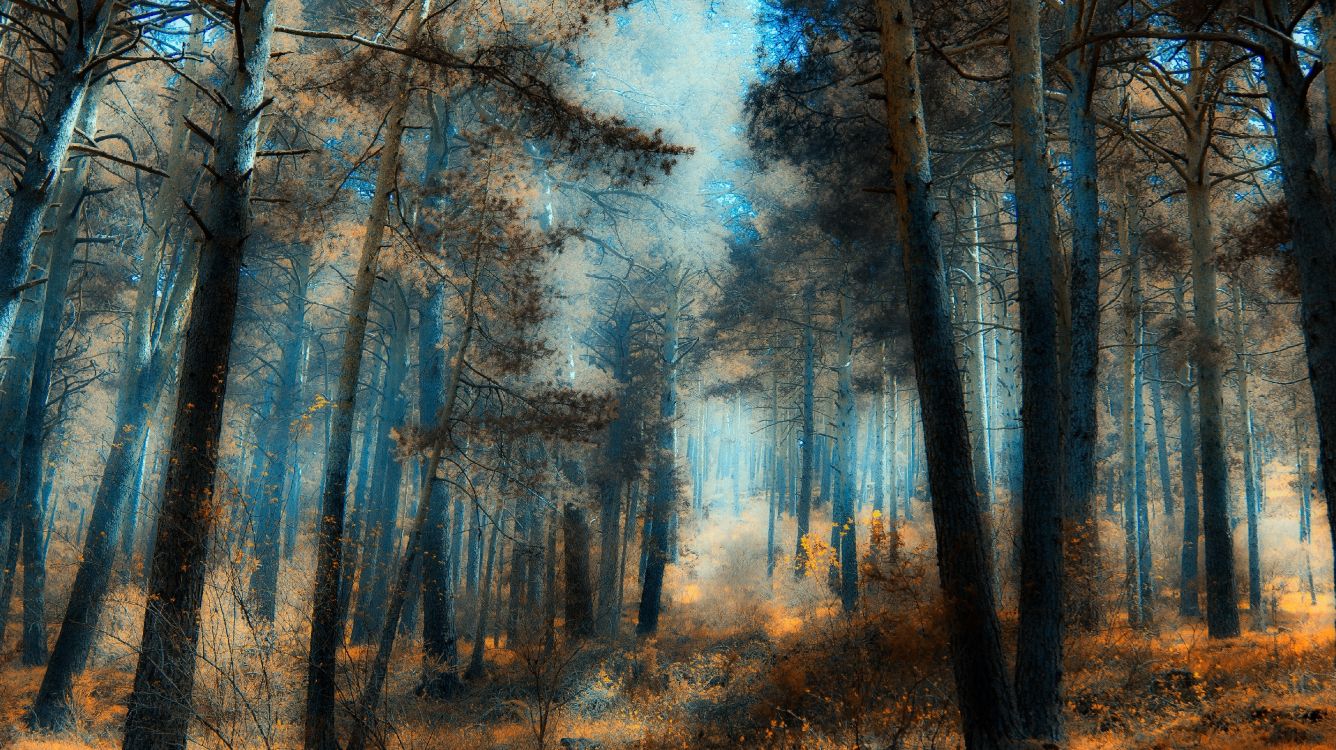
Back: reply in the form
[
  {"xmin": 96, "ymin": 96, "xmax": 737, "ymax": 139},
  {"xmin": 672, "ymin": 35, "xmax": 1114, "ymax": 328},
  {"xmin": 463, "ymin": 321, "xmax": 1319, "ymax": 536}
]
[{"xmin": 2, "ymin": 499, "xmax": 1335, "ymax": 749}]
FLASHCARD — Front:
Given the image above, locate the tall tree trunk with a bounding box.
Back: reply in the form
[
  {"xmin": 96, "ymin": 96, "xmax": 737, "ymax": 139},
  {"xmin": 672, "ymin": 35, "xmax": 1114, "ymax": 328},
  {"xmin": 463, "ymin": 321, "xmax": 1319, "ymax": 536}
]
[
  {"xmin": 1253, "ymin": 0, "xmax": 1336, "ymax": 652},
  {"xmin": 304, "ymin": 3, "xmax": 430, "ymax": 744},
  {"xmin": 250, "ymin": 246, "xmax": 311, "ymax": 622},
  {"xmin": 1174, "ymin": 280, "xmax": 1202, "ymax": 618},
  {"xmin": 1298, "ymin": 419, "xmax": 1317, "ymax": 605},
  {"xmin": 1009, "ymin": 0, "xmax": 1065, "ymax": 734},
  {"xmin": 344, "ymin": 247, "xmax": 478, "ymax": 749},
  {"xmin": 119, "ymin": 3, "xmax": 275, "ymax": 747},
  {"xmin": 1233, "ymin": 287, "xmax": 1263, "ymax": 627},
  {"xmin": 0, "ymin": 293, "xmax": 42, "ymax": 623},
  {"xmin": 965, "ymin": 190, "xmax": 995, "ymax": 507},
  {"xmin": 351, "ymin": 294, "xmax": 410, "ymax": 643},
  {"xmin": 1132, "ymin": 274, "xmax": 1153, "ymax": 621},
  {"xmin": 12, "ymin": 77, "xmax": 109, "ymax": 667},
  {"xmin": 118, "ymin": 425, "xmax": 153, "ymax": 585},
  {"xmin": 1185, "ymin": 162, "xmax": 1240, "ymax": 638},
  {"xmin": 794, "ymin": 282, "xmax": 816, "ymax": 577},
  {"xmin": 417, "ymin": 283, "xmax": 462, "ymax": 698},
  {"xmin": 1063, "ymin": 0, "xmax": 1104, "ymax": 632},
  {"xmin": 0, "ymin": 1, "xmax": 116, "ymax": 360},
  {"xmin": 832, "ymin": 294, "xmax": 859, "ymax": 611},
  {"xmin": 1150, "ymin": 353, "xmax": 1174, "ymax": 516},
  {"xmin": 636, "ymin": 269, "xmax": 681, "ymax": 636},
  {"xmin": 12, "ymin": 70, "xmax": 110, "ymax": 684},
  {"xmin": 768, "ymin": 360, "xmax": 782, "ymax": 575},
  {"xmin": 876, "ymin": 2, "xmax": 1022, "ymax": 745},
  {"xmin": 542, "ymin": 503, "xmax": 559, "ymax": 653},
  {"xmin": 563, "ymin": 501, "xmax": 595, "ymax": 638},
  {"xmin": 466, "ymin": 494, "xmax": 504, "ymax": 680}
]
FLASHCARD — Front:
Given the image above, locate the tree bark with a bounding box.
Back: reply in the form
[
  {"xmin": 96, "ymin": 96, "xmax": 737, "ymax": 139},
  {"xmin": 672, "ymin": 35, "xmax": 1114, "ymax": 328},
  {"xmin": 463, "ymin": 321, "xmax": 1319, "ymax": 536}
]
[
  {"xmin": 1185, "ymin": 168, "xmax": 1240, "ymax": 638},
  {"xmin": 1172, "ymin": 280, "xmax": 1203, "ymax": 618},
  {"xmin": 1233, "ymin": 287, "xmax": 1263, "ymax": 627},
  {"xmin": 794, "ymin": 282, "xmax": 816, "ymax": 577},
  {"xmin": 1008, "ymin": 0, "xmax": 1066, "ymax": 734},
  {"xmin": 304, "ymin": 4, "xmax": 430, "ymax": 745},
  {"xmin": 875, "ymin": 2, "xmax": 1023, "ymax": 745},
  {"xmin": 1063, "ymin": 0, "xmax": 1104, "ymax": 634},
  {"xmin": 832, "ymin": 294, "xmax": 859, "ymax": 611},
  {"xmin": 563, "ymin": 501, "xmax": 595, "ymax": 638},
  {"xmin": 1252, "ymin": 0, "xmax": 1336, "ymax": 652},
  {"xmin": 636, "ymin": 269, "xmax": 681, "ymax": 636},
  {"xmin": 12, "ymin": 77, "xmax": 109, "ymax": 667},
  {"xmin": 0, "ymin": 0, "xmax": 116, "ymax": 360},
  {"xmin": 119, "ymin": 3, "xmax": 275, "ymax": 747}
]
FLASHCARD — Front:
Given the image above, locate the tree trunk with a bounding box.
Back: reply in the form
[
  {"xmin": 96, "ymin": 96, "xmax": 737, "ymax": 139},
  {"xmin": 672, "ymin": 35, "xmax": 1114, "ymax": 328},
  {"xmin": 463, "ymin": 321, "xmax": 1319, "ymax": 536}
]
[
  {"xmin": 0, "ymin": 293, "xmax": 43, "ymax": 624},
  {"xmin": 1009, "ymin": 0, "xmax": 1065, "ymax": 733},
  {"xmin": 304, "ymin": 3, "xmax": 430, "ymax": 744},
  {"xmin": 120, "ymin": 3, "xmax": 275, "ymax": 747},
  {"xmin": 351, "ymin": 293, "xmax": 410, "ymax": 643},
  {"xmin": 794, "ymin": 282, "xmax": 816, "ymax": 577},
  {"xmin": 1132, "ymin": 277, "xmax": 1153, "ymax": 621},
  {"xmin": 1063, "ymin": 0, "xmax": 1103, "ymax": 633},
  {"xmin": 417, "ymin": 284, "xmax": 462, "ymax": 698},
  {"xmin": 1250, "ymin": 2, "xmax": 1336, "ymax": 651},
  {"xmin": 14, "ymin": 77, "xmax": 112, "ymax": 711},
  {"xmin": 344, "ymin": 243, "xmax": 479, "ymax": 747},
  {"xmin": 250, "ymin": 246, "xmax": 311, "ymax": 622},
  {"xmin": 563, "ymin": 501, "xmax": 595, "ymax": 638},
  {"xmin": 1233, "ymin": 287, "xmax": 1263, "ymax": 627},
  {"xmin": 636, "ymin": 270, "xmax": 681, "ymax": 636},
  {"xmin": 875, "ymin": 2, "xmax": 1022, "ymax": 745},
  {"xmin": 466, "ymin": 494, "xmax": 504, "ymax": 680},
  {"xmin": 1172, "ymin": 280, "xmax": 1203, "ymax": 618},
  {"xmin": 966, "ymin": 190, "xmax": 995, "ymax": 508},
  {"xmin": 768, "ymin": 362, "xmax": 782, "ymax": 575},
  {"xmin": 0, "ymin": 1, "xmax": 116, "ymax": 360},
  {"xmin": 12, "ymin": 78, "xmax": 109, "ymax": 667},
  {"xmin": 832, "ymin": 294, "xmax": 859, "ymax": 611},
  {"xmin": 1185, "ymin": 169, "xmax": 1240, "ymax": 638}
]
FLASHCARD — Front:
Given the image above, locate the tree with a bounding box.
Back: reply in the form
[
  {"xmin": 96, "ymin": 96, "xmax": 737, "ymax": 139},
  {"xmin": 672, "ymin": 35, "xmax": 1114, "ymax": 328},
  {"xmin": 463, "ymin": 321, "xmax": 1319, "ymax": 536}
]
[
  {"xmin": 1008, "ymin": 0, "xmax": 1066, "ymax": 734},
  {"xmin": 119, "ymin": 2, "xmax": 277, "ymax": 747},
  {"xmin": 875, "ymin": 0, "xmax": 1022, "ymax": 745},
  {"xmin": 0, "ymin": 0, "xmax": 122, "ymax": 360}
]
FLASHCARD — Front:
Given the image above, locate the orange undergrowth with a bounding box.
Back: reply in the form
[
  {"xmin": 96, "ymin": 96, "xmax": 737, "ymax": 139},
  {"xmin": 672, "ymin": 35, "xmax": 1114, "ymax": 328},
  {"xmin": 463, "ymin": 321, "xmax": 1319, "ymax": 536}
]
[{"xmin": 2, "ymin": 500, "xmax": 1335, "ymax": 749}]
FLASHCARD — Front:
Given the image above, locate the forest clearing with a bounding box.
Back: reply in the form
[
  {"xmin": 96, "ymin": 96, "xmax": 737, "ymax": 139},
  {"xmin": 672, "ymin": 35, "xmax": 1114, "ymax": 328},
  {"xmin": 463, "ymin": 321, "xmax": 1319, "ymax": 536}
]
[{"xmin": 3, "ymin": 0, "xmax": 1336, "ymax": 748}]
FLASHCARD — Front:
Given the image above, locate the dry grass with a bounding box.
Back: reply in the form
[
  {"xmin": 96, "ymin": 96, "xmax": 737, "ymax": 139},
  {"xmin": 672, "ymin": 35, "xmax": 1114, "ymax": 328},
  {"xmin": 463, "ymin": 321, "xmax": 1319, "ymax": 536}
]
[{"xmin": 1, "ymin": 490, "xmax": 1334, "ymax": 749}]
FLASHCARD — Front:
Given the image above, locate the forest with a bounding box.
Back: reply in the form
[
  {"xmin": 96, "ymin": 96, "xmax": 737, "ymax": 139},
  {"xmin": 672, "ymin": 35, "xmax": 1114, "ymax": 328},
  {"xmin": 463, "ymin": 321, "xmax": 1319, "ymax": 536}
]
[{"xmin": 0, "ymin": 0, "xmax": 1335, "ymax": 748}]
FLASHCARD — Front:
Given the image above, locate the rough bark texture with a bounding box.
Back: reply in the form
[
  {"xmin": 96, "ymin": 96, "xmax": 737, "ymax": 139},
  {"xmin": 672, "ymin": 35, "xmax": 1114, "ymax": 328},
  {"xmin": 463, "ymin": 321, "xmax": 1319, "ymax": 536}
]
[
  {"xmin": 0, "ymin": 1, "xmax": 116, "ymax": 360},
  {"xmin": 1063, "ymin": 0, "xmax": 1104, "ymax": 633},
  {"xmin": 876, "ymin": 1, "xmax": 1022, "ymax": 746},
  {"xmin": 1252, "ymin": 2, "xmax": 1336, "ymax": 648},
  {"xmin": 794, "ymin": 282, "xmax": 816, "ymax": 578},
  {"xmin": 636, "ymin": 273, "xmax": 680, "ymax": 636},
  {"xmin": 1185, "ymin": 174, "xmax": 1240, "ymax": 639},
  {"xmin": 563, "ymin": 501, "xmax": 595, "ymax": 638},
  {"xmin": 11, "ymin": 95, "xmax": 104, "ymax": 666},
  {"xmin": 120, "ymin": 4, "xmax": 274, "ymax": 747},
  {"xmin": 1008, "ymin": 0, "xmax": 1066, "ymax": 734},
  {"xmin": 1173, "ymin": 280, "xmax": 1202, "ymax": 618},
  {"xmin": 27, "ymin": 73, "xmax": 150, "ymax": 728}
]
